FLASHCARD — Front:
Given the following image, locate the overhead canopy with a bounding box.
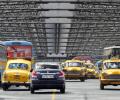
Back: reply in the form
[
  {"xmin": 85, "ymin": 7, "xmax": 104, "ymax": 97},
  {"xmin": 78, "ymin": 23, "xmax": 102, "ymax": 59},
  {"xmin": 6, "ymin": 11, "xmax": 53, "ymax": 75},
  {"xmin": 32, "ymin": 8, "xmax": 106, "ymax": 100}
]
[{"xmin": 0, "ymin": 0, "xmax": 120, "ymax": 61}]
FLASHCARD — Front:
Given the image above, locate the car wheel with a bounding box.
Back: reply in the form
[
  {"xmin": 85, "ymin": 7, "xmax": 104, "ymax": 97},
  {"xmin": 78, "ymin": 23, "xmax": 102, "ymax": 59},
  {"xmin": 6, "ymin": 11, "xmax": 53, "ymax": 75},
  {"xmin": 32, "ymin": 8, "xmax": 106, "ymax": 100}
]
[
  {"xmin": 2, "ymin": 85, "xmax": 8, "ymax": 91},
  {"xmin": 30, "ymin": 87, "xmax": 35, "ymax": 94},
  {"xmin": 85, "ymin": 75, "xmax": 87, "ymax": 79},
  {"xmin": 60, "ymin": 87, "xmax": 65, "ymax": 94},
  {"xmin": 80, "ymin": 78, "xmax": 85, "ymax": 82},
  {"xmin": 100, "ymin": 83, "xmax": 104, "ymax": 90},
  {"xmin": 27, "ymin": 85, "xmax": 30, "ymax": 90}
]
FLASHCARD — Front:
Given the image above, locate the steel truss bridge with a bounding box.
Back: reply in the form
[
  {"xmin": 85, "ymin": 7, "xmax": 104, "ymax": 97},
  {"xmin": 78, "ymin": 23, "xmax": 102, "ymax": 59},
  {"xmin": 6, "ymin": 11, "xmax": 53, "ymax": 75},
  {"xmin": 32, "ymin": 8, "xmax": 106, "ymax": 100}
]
[{"xmin": 0, "ymin": 0, "xmax": 120, "ymax": 61}]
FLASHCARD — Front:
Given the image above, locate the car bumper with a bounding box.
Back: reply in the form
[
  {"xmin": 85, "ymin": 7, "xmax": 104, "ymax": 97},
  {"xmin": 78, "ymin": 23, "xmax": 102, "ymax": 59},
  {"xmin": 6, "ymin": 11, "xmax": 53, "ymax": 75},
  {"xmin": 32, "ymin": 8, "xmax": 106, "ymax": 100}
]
[
  {"xmin": 86, "ymin": 74, "xmax": 96, "ymax": 78},
  {"xmin": 31, "ymin": 79, "xmax": 65, "ymax": 89},
  {"xmin": 65, "ymin": 74, "xmax": 85, "ymax": 79},
  {"xmin": 2, "ymin": 82, "xmax": 30, "ymax": 86},
  {"xmin": 101, "ymin": 79, "xmax": 120, "ymax": 85}
]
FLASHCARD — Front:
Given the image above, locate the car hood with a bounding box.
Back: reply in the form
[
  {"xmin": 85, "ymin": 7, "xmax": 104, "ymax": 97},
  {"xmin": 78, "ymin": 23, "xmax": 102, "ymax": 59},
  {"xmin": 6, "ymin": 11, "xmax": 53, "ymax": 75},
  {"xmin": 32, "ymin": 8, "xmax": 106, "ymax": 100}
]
[
  {"xmin": 87, "ymin": 69, "xmax": 95, "ymax": 72},
  {"xmin": 104, "ymin": 69, "xmax": 120, "ymax": 75},
  {"xmin": 64, "ymin": 67, "xmax": 82, "ymax": 71}
]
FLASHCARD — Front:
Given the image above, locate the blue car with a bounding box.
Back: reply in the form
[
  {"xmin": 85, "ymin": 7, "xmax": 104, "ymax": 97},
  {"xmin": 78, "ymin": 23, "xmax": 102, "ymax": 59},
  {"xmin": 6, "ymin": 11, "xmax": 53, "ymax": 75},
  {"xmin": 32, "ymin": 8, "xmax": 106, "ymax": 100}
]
[{"xmin": 30, "ymin": 62, "xmax": 65, "ymax": 94}]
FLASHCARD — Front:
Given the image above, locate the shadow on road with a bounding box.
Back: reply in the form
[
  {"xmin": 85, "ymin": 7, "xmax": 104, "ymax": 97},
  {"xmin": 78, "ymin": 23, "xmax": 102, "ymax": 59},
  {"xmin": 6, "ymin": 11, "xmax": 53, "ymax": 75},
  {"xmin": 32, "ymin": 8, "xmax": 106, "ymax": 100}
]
[
  {"xmin": 66, "ymin": 80, "xmax": 84, "ymax": 82},
  {"xmin": 6, "ymin": 89, "xmax": 30, "ymax": 91},
  {"xmin": 33, "ymin": 91, "xmax": 70, "ymax": 94},
  {"xmin": 33, "ymin": 91, "xmax": 61, "ymax": 94},
  {"xmin": 103, "ymin": 88, "xmax": 120, "ymax": 91}
]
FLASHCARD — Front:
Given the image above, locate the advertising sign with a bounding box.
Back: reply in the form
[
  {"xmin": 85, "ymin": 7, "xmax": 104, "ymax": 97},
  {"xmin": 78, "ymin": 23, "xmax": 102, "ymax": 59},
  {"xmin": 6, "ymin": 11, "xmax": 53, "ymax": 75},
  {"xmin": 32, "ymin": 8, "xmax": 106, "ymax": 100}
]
[{"xmin": 7, "ymin": 46, "xmax": 32, "ymax": 59}]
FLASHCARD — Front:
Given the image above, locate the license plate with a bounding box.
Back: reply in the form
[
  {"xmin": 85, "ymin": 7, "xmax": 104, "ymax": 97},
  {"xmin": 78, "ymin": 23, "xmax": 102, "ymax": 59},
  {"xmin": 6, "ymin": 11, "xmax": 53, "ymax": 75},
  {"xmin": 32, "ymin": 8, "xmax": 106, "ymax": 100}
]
[{"xmin": 42, "ymin": 75, "xmax": 54, "ymax": 78}]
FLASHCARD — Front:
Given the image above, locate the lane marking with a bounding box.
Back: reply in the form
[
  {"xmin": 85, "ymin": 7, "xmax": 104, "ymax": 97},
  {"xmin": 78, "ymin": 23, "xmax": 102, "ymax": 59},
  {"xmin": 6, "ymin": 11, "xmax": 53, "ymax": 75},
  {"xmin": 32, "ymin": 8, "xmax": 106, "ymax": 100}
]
[{"xmin": 52, "ymin": 89, "xmax": 56, "ymax": 100}]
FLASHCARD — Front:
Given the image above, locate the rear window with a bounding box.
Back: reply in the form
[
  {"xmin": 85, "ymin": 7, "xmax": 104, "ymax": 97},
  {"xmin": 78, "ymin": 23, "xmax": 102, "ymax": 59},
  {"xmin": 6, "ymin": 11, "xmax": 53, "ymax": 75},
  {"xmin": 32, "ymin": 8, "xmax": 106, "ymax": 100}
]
[
  {"xmin": 85, "ymin": 64, "xmax": 94, "ymax": 69},
  {"xmin": 8, "ymin": 63, "xmax": 28, "ymax": 70},
  {"xmin": 66, "ymin": 62, "xmax": 83, "ymax": 67},
  {"xmin": 36, "ymin": 64, "xmax": 59, "ymax": 69}
]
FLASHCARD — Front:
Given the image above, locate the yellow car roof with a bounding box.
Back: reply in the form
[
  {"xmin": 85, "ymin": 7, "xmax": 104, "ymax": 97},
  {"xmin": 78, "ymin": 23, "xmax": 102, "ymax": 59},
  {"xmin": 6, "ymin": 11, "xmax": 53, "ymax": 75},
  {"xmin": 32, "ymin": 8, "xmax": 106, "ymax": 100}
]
[
  {"xmin": 7, "ymin": 59, "xmax": 31, "ymax": 64},
  {"xmin": 85, "ymin": 63, "xmax": 94, "ymax": 65},
  {"xmin": 103, "ymin": 59, "xmax": 120, "ymax": 63},
  {"xmin": 65, "ymin": 60, "xmax": 84, "ymax": 63}
]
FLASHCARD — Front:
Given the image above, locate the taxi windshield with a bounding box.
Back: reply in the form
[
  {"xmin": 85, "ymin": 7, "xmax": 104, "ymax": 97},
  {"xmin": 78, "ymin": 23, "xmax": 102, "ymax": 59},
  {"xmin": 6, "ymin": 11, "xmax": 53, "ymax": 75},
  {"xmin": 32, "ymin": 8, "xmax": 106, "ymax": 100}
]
[
  {"xmin": 86, "ymin": 64, "xmax": 94, "ymax": 69},
  {"xmin": 9, "ymin": 63, "xmax": 28, "ymax": 70},
  {"xmin": 104, "ymin": 62, "xmax": 120, "ymax": 69},
  {"xmin": 67, "ymin": 62, "xmax": 82, "ymax": 67}
]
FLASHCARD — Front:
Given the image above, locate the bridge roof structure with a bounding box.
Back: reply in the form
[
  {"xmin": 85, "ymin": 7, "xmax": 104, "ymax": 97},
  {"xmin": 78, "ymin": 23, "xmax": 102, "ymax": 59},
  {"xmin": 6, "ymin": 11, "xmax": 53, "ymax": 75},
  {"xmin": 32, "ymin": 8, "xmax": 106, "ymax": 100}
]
[{"xmin": 0, "ymin": 0, "xmax": 120, "ymax": 61}]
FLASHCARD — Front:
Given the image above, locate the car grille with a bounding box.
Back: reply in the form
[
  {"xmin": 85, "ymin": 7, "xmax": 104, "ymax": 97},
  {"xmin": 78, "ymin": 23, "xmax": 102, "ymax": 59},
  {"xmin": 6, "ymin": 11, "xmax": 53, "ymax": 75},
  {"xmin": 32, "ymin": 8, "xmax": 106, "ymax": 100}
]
[
  {"xmin": 87, "ymin": 72, "xmax": 94, "ymax": 74},
  {"xmin": 66, "ymin": 71, "xmax": 80, "ymax": 74},
  {"xmin": 107, "ymin": 75, "xmax": 120, "ymax": 79}
]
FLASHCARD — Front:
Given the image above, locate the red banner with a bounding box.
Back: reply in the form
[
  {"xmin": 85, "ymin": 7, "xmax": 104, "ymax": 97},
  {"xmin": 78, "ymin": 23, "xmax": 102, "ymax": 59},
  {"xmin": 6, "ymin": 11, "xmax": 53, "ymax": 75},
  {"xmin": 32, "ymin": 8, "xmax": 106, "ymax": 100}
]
[{"xmin": 7, "ymin": 46, "xmax": 32, "ymax": 59}]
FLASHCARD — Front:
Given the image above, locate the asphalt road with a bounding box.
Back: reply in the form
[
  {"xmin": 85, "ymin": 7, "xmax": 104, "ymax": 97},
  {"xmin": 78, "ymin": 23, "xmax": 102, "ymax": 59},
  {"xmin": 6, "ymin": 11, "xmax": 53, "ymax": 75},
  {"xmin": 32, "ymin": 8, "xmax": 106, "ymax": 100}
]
[{"xmin": 0, "ymin": 79, "xmax": 120, "ymax": 100}]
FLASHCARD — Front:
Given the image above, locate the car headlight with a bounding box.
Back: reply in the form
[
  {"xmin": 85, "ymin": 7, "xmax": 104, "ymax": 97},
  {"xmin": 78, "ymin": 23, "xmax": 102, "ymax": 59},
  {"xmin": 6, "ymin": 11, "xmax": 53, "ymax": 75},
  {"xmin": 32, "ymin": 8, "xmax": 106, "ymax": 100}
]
[
  {"xmin": 3, "ymin": 72, "xmax": 8, "ymax": 80},
  {"xmin": 102, "ymin": 73, "xmax": 108, "ymax": 79}
]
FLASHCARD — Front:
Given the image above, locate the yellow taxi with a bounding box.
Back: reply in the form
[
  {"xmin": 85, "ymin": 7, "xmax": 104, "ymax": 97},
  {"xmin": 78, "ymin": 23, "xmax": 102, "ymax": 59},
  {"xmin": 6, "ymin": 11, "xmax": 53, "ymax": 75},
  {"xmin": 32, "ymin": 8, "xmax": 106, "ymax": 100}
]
[
  {"xmin": 85, "ymin": 63, "xmax": 95, "ymax": 78},
  {"xmin": 100, "ymin": 59, "xmax": 120, "ymax": 90},
  {"xmin": 85, "ymin": 63, "xmax": 98, "ymax": 79},
  {"xmin": 62, "ymin": 60, "xmax": 86, "ymax": 82},
  {"xmin": 2, "ymin": 59, "xmax": 32, "ymax": 91}
]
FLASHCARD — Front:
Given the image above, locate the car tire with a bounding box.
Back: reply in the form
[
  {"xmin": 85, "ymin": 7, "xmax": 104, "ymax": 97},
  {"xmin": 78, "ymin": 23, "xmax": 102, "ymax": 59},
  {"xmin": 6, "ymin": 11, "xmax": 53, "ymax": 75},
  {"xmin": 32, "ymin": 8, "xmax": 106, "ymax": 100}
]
[
  {"xmin": 85, "ymin": 75, "xmax": 87, "ymax": 80},
  {"xmin": 2, "ymin": 85, "xmax": 8, "ymax": 91},
  {"xmin": 60, "ymin": 87, "xmax": 65, "ymax": 94},
  {"xmin": 30, "ymin": 87, "xmax": 35, "ymax": 94},
  {"xmin": 80, "ymin": 78, "xmax": 85, "ymax": 82},
  {"xmin": 100, "ymin": 83, "xmax": 104, "ymax": 90},
  {"xmin": 25, "ymin": 85, "xmax": 30, "ymax": 90}
]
